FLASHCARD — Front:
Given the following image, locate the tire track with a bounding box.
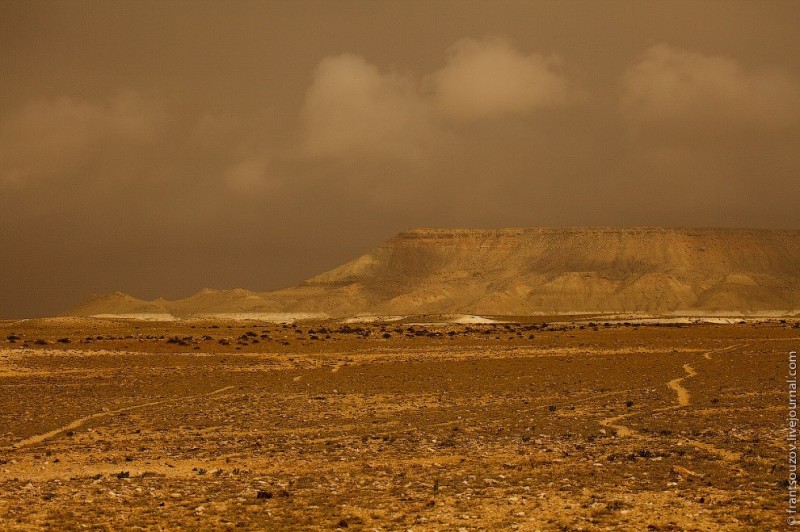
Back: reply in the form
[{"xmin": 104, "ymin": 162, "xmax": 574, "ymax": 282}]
[
  {"xmin": 683, "ymin": 439, "xmax": 742, "ymax": 462},
  {"xmin": 601, "ymin": 344, "xmax": 748, "ymax": 437},
  {"xmin": 666, "ymin": 344, "xmax": 747, "ymax": 406},
  {"xmin": 2, "ymin": 385, "xmax": 236, "ymax": 451},
  {"xmin": 599, "ymin": 413, "xmax": 639, "ymax": 438},
  {"xmin": 666, "ymin": 364, "xmax": 696, "ymax": 407},
  {"xmin": 702, "ymin": 343, "xmax": 747, "ymax": 361},
  {"xmin": 667, "ymin": 344, "xmax": 748, "ymax": 461}
]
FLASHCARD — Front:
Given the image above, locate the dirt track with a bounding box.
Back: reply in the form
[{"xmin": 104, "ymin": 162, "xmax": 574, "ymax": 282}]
[{"xmin": 0, "ymin": 319, "xmax": 794, "ymax": 530}]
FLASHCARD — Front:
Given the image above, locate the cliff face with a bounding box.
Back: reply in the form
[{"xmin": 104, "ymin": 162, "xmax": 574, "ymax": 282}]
[{"xmin": 68, "ymin": 227, "xmax": 800, "ymax": 317}]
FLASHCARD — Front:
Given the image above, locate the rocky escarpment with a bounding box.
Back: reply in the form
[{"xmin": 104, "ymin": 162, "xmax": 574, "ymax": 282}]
[{"xmin": 67, "ymin": 227, "xmax": 800, "ymax": 317}]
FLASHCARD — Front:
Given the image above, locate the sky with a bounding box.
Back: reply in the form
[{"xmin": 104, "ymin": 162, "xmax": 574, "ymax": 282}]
[{"xmin": 1, "ymin": 0, "xmax": 799, "ymax": 317}]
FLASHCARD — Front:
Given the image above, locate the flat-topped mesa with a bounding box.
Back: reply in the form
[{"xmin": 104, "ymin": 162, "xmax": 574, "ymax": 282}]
[
  {"xmin": 67, "ymin": 227, "xmax": 800, "ymax": 318},
  {"xmin": 395, "ymin": 226, "xmax": 785, "ymax": 238},
  {"xmin": 397, "ymin": 227, "xmax": 800, "ymax": 250},
  {"xmin": 396, "ymin": 227, "xmax": 530, "ymax": 239}
]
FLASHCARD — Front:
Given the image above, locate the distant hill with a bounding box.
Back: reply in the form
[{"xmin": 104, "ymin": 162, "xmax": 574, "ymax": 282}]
[{"xmin": 67, "ymin": 227, "xmax": 800, "ymax": 318}]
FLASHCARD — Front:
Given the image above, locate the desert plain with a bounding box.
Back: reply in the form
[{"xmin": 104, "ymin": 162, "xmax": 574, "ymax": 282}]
[{"xmin": 0, "ymin": 316, "xmax": 794, "ymax": 530}]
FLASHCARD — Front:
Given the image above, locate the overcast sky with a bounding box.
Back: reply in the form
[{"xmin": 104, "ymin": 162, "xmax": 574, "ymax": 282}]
[{"xmin": 1, "ymin": 1, "xmax": 799, "ymax": 317}]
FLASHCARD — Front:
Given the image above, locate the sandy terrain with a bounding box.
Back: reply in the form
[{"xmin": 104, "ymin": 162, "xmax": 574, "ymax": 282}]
[{"xmin": 0, "ymin": 317, "xmax": 795, "ymax": 529}]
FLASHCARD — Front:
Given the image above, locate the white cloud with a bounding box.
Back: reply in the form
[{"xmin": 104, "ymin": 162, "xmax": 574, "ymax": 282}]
[
  {"xmin": 621, "ymin": 44, "xmax": 800, "ymax": 128},
  {"xmin": 299, "ymin": 38, "xmax": 577, "ymax": 161},
  {"xmin": 432, "ymin": 36, "xmax": 570, "ymax": 121},
  {"xmin": 224, "ymin": 158, "xmax": 279, "ymax": 194},
  {"xmin": 0, "ymin": 92, "xmax": 163, "ymax": 186},
  {"xmin": 300, "ymin": 54, "xmax": 434, "ymax": 160}
]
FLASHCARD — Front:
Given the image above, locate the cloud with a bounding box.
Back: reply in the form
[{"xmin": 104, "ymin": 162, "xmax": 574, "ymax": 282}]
[
  {"xmin": 224, "ymin": 157, "xmax": 279, "ymax": 194},
  {"xmin": 621, "ymin": 44, "xmax": 800, "ymax": 129},
  {"xmin": 432, "ymin": 36, "xmax": 570, "ymax": 121},
  {"xmin": 299, "ymin": 38, "xmax": 576, "ymax": 161},
  {"xmin": 300, "ymin": 54, "xmax": 434, "ymax": 160},
  {"xmin": 0, "ymin": 92, "xmax": 163, "ymax": 186}
]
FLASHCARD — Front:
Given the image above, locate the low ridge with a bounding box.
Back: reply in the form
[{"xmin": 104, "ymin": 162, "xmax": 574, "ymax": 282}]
[{"xmin": 67, "ymin": 227, "xmax": 800, "ymax": 318}]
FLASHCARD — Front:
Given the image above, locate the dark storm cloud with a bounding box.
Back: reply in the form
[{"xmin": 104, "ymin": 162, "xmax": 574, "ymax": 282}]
[{"xmin": 1, "ymin": 0, "xmax": 799, "ymax": 317}]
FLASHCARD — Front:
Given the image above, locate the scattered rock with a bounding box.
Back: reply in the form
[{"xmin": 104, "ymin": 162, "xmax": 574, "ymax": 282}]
[{"xmin": 671, "ymin": 465, "xmax": 703, "ymax": 478}]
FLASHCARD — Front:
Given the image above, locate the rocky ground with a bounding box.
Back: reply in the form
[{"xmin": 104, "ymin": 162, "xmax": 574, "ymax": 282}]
[{"xmin": 0, "ymin": 317, "xmax": 795, "ymax": 530}]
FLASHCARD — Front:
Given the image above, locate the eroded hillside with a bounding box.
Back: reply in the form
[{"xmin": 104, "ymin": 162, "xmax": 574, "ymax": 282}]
[{"xmin": 68, "ymin": 228, "xmax": 800, "ymax": 317}]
